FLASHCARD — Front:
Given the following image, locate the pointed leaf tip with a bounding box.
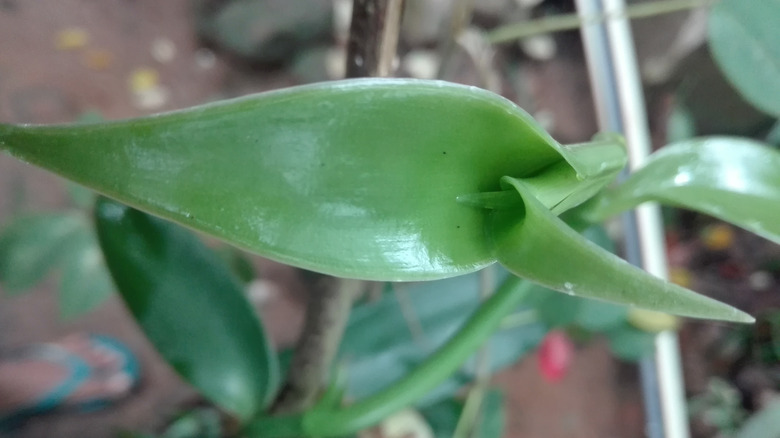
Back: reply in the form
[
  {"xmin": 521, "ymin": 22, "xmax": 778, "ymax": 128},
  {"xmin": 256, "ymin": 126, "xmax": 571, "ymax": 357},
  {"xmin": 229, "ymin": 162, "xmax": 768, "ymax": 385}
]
[{"xmin": 490, "ymin": 177, "xmax": 755, "ymax": 324}]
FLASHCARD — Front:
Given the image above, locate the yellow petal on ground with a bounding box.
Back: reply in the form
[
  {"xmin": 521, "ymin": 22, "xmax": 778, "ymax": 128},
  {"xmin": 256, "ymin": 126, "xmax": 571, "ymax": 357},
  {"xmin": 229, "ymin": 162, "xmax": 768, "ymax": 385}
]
[
  {"xmin": 701, "ymin": 223, "xmax": 734, "ymax": 251},
  {"xmin": 669, "ymin": 266, "xmax": 693, "ymax": 288},
  {"xmin": 129, "ymin": 68, "xmax": 160, "ymax": 93},
  {"xmin": 55, "ymin": 27, "xmax": 89, "ymax": 50},
  {"xmin": 628, "ymin": 308, "xmax": 680, "ymax": 332}
]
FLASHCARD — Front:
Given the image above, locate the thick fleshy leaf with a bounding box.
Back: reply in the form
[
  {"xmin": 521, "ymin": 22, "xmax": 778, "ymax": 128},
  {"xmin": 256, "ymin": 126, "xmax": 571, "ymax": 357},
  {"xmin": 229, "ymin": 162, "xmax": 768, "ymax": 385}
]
[
  {"xmin": 736, "ymin": 398, "xmax": 780, "ymax": 438},
  {"xmin": 708, "ymin": 0, "xmax": 780, "ymax": 116},
  {"xmin": 585, "ymin": 137, "xmax": 780, "ymax": 245},
  {"xmin": 490, "ymin": 177, "xmax": 753, "ymax": 323},
  {"xmin": 0, "ymin": 213, "xmax": 85, "ymax": 293},
  {"xmin": 94, "ymin": 198, "xmax": 278, "ymax": 421},
  {"xmin": 0, "ymin": 79, "xmax": 623, "ymax": 281}
]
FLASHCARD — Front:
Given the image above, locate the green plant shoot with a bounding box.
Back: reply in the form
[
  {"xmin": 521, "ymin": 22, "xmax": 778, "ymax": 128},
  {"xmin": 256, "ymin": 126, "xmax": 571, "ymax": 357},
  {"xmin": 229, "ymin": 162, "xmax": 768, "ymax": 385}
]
[{"xmin": 0, "ymin": 78, "xmax": 758, "ymax": 323}]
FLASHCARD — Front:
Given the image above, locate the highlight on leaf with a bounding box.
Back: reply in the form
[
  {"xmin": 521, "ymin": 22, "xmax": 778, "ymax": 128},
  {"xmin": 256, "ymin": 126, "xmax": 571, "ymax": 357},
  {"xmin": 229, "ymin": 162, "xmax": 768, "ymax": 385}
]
[{"xmin": 584, "ymin": 137, "xmax": 780, "ymax": 245}]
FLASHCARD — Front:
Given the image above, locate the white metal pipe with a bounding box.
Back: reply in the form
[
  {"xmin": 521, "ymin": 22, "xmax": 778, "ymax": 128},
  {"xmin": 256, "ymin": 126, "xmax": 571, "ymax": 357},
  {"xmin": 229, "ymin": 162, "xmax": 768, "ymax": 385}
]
[{"xmin": 575, "ymin": 0, "xmax": 690, "ymax": 437}]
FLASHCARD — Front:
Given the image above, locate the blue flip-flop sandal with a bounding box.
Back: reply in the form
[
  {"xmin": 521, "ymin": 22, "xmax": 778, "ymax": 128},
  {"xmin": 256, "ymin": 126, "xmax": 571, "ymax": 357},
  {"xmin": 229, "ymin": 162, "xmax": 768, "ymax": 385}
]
[{"xmin": 0, "ymin": 335, "xmax": 140, "ymax": 430}]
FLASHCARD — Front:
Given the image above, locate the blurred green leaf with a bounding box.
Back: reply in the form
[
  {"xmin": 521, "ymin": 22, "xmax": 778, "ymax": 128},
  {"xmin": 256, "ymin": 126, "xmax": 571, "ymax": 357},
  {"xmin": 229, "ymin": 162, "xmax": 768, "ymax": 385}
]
[
  {"xmin": 0, "ymin": 213, "xmax": 85, "ymax": 293},
  {"xmin": 0, "ymin": 79, "xmax": 619, "ymax": 281},
  {"xmin": 737, "ymin": 398, "xmax": 780, "ymax": 438},
  {"xmin": 587, "ymin": 137, "xmax": 780, "ymax": 245},
  {"xmin": 421, "ymin": 390, "xmax": 504, "ymax": 438},
  {"xmin": 689, "ymin": 378, "xmax": 746, "ymax": 434},
  {"xmin": 492, "ymin": 176, "xmax": 752, "ymax": 323},
  {"xmin": 477, "ymin": 389, "xmax": 505, "ymax": 438},
  {"xmin": 216, "ymin": 246, "xmax": 256, "ymax": 285},
  {"xmin": 161, "ymin": 408, "xmax": 222, "ymax": 438},
  {"xmin": 708, "ymin": 0, "xmax": 780, "ymax": 116},
  {"xmin": 607, "ymin": 325, "xmax": 655, "ymax": 361},
  {"xmin": 529, "ymin": 290, "xmax": 581, "ymax": 328},
  {"xmin": 66, "ymin": 182, "xmax": 96, "ymax": 209},
  {"xmin": 340, "ymin": 270, "xmax": 545, "ymax": 407},
  {"xmin": 766, "ymin": 120, "xmax": 780, "ymax": 147},
  {"xmin": 574, "ymin": 298, "xmax": 627, "ymax": 332},
  {"xmin": 58, "ymin": 227, "xmax": 114, "ymax": 319},
  {"xmin": 95, "ymin": 197, "xmax": 279, "ymax": 422},
  {"xmin": 666, "ymin": 104, "xmax": 695, "ymax": 143}
]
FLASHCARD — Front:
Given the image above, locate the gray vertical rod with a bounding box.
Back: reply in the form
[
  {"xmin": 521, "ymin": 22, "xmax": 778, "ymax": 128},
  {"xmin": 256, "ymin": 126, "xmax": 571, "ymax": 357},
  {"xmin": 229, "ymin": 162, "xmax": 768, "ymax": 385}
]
[{"xmin": 574, "ymin": 0, "xmax": 690, "ymax": 437}]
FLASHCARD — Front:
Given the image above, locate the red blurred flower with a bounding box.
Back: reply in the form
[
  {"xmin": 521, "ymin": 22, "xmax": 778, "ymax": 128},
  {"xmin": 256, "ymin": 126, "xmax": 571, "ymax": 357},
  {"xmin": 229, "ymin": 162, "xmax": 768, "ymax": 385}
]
[{"xmin": 537, "ymin": 330, "xmax": 574, "ymax": 383}]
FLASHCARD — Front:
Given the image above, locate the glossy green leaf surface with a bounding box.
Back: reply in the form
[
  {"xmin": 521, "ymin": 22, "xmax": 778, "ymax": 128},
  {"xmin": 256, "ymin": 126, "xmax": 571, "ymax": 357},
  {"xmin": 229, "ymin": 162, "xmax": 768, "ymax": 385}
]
[
  {"xmin": 708, "ymin": 0, "xmax": 780, "ymax": 116},
  {"xmin": 0, "ymin": 79, "xmax": 757, "ymax": 324},
  {"xmin": 585, "ymin": 137, "xmax": 780, "ymax": 245},
  {"xmin": 94, "ymin": 198, "xmax": 278, "ymax": 421},
  {"xmin": 0, "ymin": 79, "xmax": 615, "ymax": 281},
  {"xmin": 490, "ymin": 177, "xmax": 753, "ymax": 323}
]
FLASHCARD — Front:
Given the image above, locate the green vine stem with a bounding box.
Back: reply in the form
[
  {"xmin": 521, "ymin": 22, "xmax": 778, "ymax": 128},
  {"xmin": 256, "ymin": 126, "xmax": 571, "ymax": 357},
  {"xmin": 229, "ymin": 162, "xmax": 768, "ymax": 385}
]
[
  {"xmin": 245, "ymin": 275, "xmax": 533, "ymax": 437},
  {"xmin": 489, "ymin": 0, "xmax": 716, "ymax": 43}
]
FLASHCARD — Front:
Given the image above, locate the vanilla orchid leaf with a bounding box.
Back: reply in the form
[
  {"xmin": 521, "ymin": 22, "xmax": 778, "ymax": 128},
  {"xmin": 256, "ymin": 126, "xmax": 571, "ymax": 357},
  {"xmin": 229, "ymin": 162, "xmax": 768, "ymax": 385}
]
[
  {"xmin": 0, "ymin": 79, "xmax": 755, "ymax": 323},
  {"xmin": 490, "ymin": 177, "xmax": 754, "ymax": 323},
  {"xmin": 584, "ymin": 137, "xmax": 780, "ymax": 244},
  {"xmin": 0, "ymin": 79, "xmax": 621, "ymax": 281}
]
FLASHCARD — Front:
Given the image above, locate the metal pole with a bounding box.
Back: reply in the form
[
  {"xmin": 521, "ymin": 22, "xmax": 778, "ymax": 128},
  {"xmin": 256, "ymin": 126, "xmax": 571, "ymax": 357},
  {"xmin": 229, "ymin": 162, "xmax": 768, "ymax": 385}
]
[{"xmin": 574, "ymin": 0, "xmax": 690, "ymax": 437}]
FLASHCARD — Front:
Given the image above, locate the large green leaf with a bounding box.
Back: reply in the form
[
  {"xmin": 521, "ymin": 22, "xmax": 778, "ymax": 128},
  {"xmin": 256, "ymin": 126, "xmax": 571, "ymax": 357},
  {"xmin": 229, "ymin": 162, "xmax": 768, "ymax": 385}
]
[
  {"xmin": 490, "ymin": 177, "xmax": 753, "ymax": 323},
  {"xmin": 736, "ymin": 398, "xmax": 780, "ymax": 438},
  {"xmin": 708, "ymin": 0, "xmax": 780, "ymax": 116},
  {"xmin": 0, "ymin": 213, "xmax": 85, "ymax": 293},
  {"xmin": 585, "ymin": 137, "xmax": 780, "ymax": 245},
  {"xmin": 0, "ymin": 79, "xmax": 618, "ymax": 281},
  {"xmin": 0, "ymin": 80, "xmax": 755, "ymax": 323},
  {"xmin": 94, "ymin": 197, "xmax": 279, "ymax": 422}
]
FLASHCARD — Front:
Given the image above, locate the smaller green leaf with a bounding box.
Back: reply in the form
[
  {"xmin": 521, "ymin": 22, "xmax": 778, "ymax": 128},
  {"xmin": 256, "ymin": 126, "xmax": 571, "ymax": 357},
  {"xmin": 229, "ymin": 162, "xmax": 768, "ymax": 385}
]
[
  {"xmin": 491, "ymin": 177, "xmax": 753, "ymax": 323},
  {"xmin": 737, "ymin": 398, "xmax": 780, "ymax": 438},
  {"xmin": 708, "ymin": 0, "xmax": 780, "ymax": 116},
  {"xmin": 66, "ymin": 182, "xmax": 96, "ymax": 209},
  {"xmin": 0, "ymin": 213, "xmax": 85, "ymax": 293},
  {"xmin": 586, "ymin": 137, "xmax": 780, "ymax": 245},
  {"xmin": 574, "ymin": 298, "xmax": 627, "ymax": 332},
  {"xmin": 162, "ymin": 408, "xmax": 223, "ymax": 438},
  {"xmin": 340, "ymin": 271, "xmax": 545, "ymax": 407},
  {"xmin": 478, "ymin": 390, "xmax": 505, "ymax": 438},
  {"xmin": 666, "ymin": 104, "xmax": 696, "ymax": 144},
  {"xmin": 607, "ymin": 325, "xmax": 656, "ymax": 361},
  {"xmin": 528, "ymin": 290, "xmax": 581, "ymax": 328},
  {"xmin": 58, "ymin": 228, "xmax": 114, "ymax": 319},
  {"xmin": 95, "ymin": 198, "xmax": 279, "ymax": 422},
  {"xmin": 421, "ymin": 390, "xmax": 505, "ymax": 438},
  {"xmin": 766, "ymin": 120, "xmax": 780, "ymax": 147}
]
